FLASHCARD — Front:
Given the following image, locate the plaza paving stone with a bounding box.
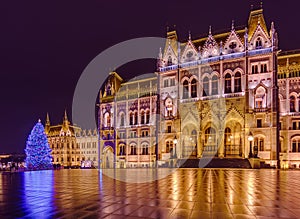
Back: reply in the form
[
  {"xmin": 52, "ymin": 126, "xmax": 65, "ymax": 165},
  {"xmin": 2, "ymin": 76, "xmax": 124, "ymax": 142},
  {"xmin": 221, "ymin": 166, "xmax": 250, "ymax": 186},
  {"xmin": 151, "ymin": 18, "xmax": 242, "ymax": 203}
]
[{"xmin": 0, "ymin": 169, "xmax": 300, "ymax": 218}]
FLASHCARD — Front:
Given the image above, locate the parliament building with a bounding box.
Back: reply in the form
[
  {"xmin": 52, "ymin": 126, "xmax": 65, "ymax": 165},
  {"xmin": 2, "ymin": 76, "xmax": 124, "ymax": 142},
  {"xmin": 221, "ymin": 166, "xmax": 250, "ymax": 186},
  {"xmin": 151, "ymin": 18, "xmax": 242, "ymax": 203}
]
[{"xmin": 98, "ymin": 7, "xmax": 300, "ymax": 168}]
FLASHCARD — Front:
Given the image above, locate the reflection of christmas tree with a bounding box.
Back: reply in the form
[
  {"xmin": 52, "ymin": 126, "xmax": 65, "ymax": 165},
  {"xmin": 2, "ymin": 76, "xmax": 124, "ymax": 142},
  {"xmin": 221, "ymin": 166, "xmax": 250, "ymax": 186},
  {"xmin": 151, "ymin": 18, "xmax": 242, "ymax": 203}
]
[{"xmin": 25, "ymin": 120, "xmax": 53, "ymax": 170}]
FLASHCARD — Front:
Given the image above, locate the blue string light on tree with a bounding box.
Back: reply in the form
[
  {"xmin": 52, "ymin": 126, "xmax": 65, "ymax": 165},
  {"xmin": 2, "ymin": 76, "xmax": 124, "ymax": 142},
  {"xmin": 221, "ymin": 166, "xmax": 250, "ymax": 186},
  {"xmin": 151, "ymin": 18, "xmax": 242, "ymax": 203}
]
[{"xmin": 25, "ymin": 119, "xmax": 53, "ymax": 170}]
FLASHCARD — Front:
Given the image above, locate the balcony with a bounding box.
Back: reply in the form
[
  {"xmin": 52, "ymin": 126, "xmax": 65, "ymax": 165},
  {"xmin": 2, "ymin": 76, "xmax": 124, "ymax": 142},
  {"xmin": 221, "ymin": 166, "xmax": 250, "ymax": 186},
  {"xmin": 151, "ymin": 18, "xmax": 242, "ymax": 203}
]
[
  {"xmin": 248, "ymin": 48, "xmax": 273, "ymax": 56},
  {"xmin": 253, "ymin": 108, "xmax": 269, "ymax": 113},
  {"xmin": 159, "ymin": 65, "xmax": 178, "ymax": 72},
  {"xmin": 126, "ymin": 155, "xmax": 153, "ymax": 162},
  {"xmin": 223, "ymin": 92, "xmax": 244, "ymax": 98}
]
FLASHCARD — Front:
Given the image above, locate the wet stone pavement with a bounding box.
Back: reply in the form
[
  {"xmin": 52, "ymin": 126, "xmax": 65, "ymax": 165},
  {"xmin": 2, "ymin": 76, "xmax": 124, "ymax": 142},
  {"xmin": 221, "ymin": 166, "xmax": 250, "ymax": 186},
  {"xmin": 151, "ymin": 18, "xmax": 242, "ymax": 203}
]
[{"xmin": 1, "ymin": 169, "xmax": 300, "ymax": 218}]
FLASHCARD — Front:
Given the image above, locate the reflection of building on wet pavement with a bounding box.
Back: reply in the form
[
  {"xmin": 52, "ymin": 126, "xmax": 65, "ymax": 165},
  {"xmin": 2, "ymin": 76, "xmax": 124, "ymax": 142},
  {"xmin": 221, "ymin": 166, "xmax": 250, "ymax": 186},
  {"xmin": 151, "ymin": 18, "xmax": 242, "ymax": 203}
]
[{"xmin": 2, "ymin": 169, "xmax": 300, "ymax": 218}]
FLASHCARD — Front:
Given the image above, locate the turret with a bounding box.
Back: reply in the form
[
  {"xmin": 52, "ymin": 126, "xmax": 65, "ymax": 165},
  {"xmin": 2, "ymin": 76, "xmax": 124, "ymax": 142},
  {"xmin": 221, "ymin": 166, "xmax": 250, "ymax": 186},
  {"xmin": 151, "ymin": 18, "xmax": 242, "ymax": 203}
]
[
  {"xmin": 45, "ymin": 113, "xmax": 50, "ymax": 134},
  {"xmin": 63, "ymin": 110, "xmax": 70, "ymax": 129},
  {"xmin": 247, "ymin": 3, "xmax": 268, "ymax": 40}
]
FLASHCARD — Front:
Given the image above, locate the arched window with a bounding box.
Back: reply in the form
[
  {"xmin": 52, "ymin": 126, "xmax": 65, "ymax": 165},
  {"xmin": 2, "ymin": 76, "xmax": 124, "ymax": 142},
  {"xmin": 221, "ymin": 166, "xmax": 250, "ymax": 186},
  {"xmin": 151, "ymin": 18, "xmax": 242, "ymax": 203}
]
[
  {"xmin": 134, "ymin": 111, "xmax": 138, "ymax": 125},
  {"xmin": 167, "ymin": 56, "xmax": 173, "ymax": 66},
  {"xmin": 255, "ymin": 87, "xmax": 266, "ymax": 109},
  {"xmin": 255, "ymin": 37, "xmax": 262, "ymax": 49},
  {"xmin": 130, "ymin": 144, "xmax": 137, "ymax": 155},
  {"xmin": 104, "ymin": 112, "xmax": 111, "ymax": 127},
  {"xmin": 146, "ymin": 110, "xmax": 150, "ymax": 124},
  {"xmin": 141, "ymin": 111, "xmax": 145, "ymax": 124},
  {"xmin": 225, "ymin": 73, "xmax": 232, "ymax": 93},
  {"xmin": 261, "ymin": 64, "xmax": 267, "ymax": 73},
  {"xmin": 224, "ymin": 128, "xmax": 232, "ymax": 154},
  {"xmin": 106, "ymin": 85, "xmax": 111, "ymax": 96},
  {"xmin": 290, "ymin": 96, "xmax": 296, "ymax": 112},
  {"xmin": 252, "ymin": 65, "xmax": 259, "ymax": 74},
  {"xmin": 120, "ymin": 113, "xmax": 125, "ymax": 127},
  {"xmin": 205, "ymin": 127, "xmax": 216, "ymax": 145},
  {"xmin": 254, "ymin": 137, "xmax": 264, "ymax": 151},
  {"xmin": 234, "ymin": 72, "xmax": 242, "ymax": 92},
  {"xmin": 203, "ymin": 77, "xmax": 209, "ymax": 96},
  {"xmin": 165, "ymin": 98, "xmax": 173, "ymax": 117},
  {"xmin": 129, "ymin": 112, "xmax": 134, "ymax": 125},
  {"xmin": 211, "ymin": 75, "xmax": 218, "ymax": 95},
  {"xmin": 291, "ymin": 139, "xmax": 300, "ymax": 152},
  {"xmin": 119, "ymin": 144, "xmax": 126, "ymax": 155},
  {"xmin": 142, "ymin": 144, "xmax": 149, "ymax": 155},
  {"xmin": 191, "ymin": 130, "xmax": 197, "ymax": 144},
  {"xmin": 191, "ymin": 79, "xmax": 197, "ymax": 98},
  {"xmin": 166, "ymin": 141, "xmax": 174, "ymax": 153},
  {"xmin": 183, "ymin": 80, "xmax": 189, "ymax": 99}
]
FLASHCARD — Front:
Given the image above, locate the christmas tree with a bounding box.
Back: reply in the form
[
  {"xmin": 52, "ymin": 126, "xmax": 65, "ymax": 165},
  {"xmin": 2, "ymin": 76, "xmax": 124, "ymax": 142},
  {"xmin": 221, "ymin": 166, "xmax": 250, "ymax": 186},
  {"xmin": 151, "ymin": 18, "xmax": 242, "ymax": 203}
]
[{"xmin": 25, "ymin": 119, "xmax": 53, "ymax": 170}]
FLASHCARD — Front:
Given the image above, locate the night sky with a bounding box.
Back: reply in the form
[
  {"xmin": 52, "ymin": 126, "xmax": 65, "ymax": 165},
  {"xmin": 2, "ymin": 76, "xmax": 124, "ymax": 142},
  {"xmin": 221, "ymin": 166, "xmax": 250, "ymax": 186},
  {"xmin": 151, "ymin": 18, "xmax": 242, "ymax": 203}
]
[{"xmin": 0, "ymin": 0, "xmax": 299, "ymax": 154}]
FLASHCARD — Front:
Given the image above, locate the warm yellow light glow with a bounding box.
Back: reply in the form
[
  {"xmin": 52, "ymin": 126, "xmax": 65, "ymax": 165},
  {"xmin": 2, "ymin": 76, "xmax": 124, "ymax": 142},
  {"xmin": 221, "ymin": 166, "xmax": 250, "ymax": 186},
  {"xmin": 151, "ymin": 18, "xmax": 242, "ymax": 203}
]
[{"xmin": 248, "ymin": 135, "xmax": 254, "ymax": 142}]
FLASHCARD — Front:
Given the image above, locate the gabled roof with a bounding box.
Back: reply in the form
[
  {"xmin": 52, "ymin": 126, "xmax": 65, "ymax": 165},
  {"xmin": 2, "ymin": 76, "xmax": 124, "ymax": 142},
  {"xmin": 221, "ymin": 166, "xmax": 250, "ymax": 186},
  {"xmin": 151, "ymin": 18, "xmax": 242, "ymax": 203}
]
[{"xmin": 248, "ymin": 8, "xmax": 268, "ymax": 40}]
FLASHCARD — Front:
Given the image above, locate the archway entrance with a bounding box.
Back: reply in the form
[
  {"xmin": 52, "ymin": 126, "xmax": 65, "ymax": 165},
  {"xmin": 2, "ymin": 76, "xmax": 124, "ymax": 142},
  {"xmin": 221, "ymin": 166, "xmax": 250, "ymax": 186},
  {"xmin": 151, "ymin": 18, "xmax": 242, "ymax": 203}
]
[
  {"xmin": 102, "ymin": 146, "xmax": 114, "ymax": 168},
  {"xmin": 224, "ymin": 122, "xmax": 242, "ymax": 157},
  {"xmin": 182, "ymin": 127, "xmax": 197, "ymax": 158},
  {"xmin": 203, "ymin": 127, "xmax": 218, "ymax": 157}
]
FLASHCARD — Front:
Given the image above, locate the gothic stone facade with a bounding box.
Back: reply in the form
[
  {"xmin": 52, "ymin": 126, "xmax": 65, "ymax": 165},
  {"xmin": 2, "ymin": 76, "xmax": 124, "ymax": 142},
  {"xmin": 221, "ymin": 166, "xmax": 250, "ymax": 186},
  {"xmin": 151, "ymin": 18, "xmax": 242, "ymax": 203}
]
[
  {"xmin": 158, "ymin": 7, "xmax": 279, "ymax": 165},
  {"xmin": 45, "ymin": 112, "xmax": 98, "ymax": 167},
  {"xmin": 99, "ymin": 72, "xmax": 158, "ymax": 168},
  {"xmin": 99, "ymin": 8, "xmax": 300, "ymax": 168}
]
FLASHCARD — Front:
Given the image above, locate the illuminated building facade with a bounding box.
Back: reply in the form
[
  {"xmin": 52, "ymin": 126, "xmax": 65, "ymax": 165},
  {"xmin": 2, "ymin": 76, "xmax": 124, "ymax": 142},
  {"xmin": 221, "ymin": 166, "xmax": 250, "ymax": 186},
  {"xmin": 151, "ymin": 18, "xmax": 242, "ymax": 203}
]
[
  {"xmin": 157, "ymin": 7, "xmax": 279, "ymax": 165},
  {"xmin": 278, "ymin": 52, "xmax": 300, "ymax": 168},
  {"xmin": 99, "ymin": 72, "xmax": 157, "ymax": 168},
  {"xmin": 45, "ymin": 111, "xmax": 98, "ymax": 167},
  {"xmin": 98, "ymin": 7, "xmax": 300, "ymax": 168}
]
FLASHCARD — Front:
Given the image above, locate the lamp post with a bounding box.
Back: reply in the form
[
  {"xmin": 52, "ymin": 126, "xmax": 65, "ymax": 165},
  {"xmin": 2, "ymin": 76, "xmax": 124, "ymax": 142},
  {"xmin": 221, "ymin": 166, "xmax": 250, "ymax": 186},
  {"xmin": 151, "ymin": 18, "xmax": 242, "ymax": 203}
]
[
  {"xmin": 173, "ymin": 136, "xmax": 178, "ymax": 159},
  {"xmin": 170, "ymin": 135, "xmax": 178, "ymax": 168},
  {"xmin": 248, "ymin": 132, "xmax": 254, "ymax": 158}
]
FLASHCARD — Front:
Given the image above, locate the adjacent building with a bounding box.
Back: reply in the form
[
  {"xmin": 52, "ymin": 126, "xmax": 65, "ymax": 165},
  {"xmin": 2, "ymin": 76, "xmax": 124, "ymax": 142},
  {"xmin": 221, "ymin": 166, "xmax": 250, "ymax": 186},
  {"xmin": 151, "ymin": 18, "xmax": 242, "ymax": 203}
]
[
  {"xmin": 45, "ymin": 111, "xmax": 98, "ymax": 168},
  {"xmin": 99, "ymin": 72, "xmax": 158, "ymax": 168}
]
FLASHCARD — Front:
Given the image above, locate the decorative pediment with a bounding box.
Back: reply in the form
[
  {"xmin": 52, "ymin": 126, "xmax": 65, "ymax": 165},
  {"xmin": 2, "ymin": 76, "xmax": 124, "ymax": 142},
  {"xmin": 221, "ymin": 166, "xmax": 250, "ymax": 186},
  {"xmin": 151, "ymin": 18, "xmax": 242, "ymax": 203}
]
[
  {"xmin": 181, "ymin": 37, "xmax": 198, "ymax": 63},
  {"xmin": 162, "ymin": 43, "xmax": 178, "ymax": 67},
  {"xmin": 223, "ymin": 29, "xmax": 244, "ymax": 54},
  {"xmin": 201, "ymin": 28, "xmax": 219, "ymax": 59},
  {"xmin": 248, "ymin": 23, "xmax": 271, "ymax": 50},
  {"xmin": 225, "ymin": 106, "xmax": 245, "ymax": 122},
  {"xmin": 181, "ymin": 109, "xmax": 199, "ymax": 127}
]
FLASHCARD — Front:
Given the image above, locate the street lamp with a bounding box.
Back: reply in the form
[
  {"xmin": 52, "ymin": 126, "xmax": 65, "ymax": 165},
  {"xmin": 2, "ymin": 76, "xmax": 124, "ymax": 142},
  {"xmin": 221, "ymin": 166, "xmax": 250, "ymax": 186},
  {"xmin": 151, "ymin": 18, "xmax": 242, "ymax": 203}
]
[
  {"xmin": 173, "ymin": 136, "xmax": 178, "ymax": 159},
  {"xmin": 248, "ymin": 132, "xmax": 254, "ymax": 158}
]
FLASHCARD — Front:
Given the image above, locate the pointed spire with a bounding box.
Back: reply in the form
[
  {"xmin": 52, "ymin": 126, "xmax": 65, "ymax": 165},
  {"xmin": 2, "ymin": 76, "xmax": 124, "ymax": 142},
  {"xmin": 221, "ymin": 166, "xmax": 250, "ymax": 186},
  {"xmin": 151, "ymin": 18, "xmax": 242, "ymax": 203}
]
[
  {"xmin": 244, "ymin": 27, "xmax": 248, "ymax": 50},
  {"xmin": 231, "ymin": 20, "xmax": 235, "ymax": 31},
  {"xmin": 220, "ymin": 41, "xmax": 223, "ymax": 55},
  {"xmin": 38, "ymin": 119, "xmax": 41, "ymax": 123},
  {"xmin": 63, "ymin": 109, "xmax": 70, "ymax": 129},
  {"xmin": 46, "ymin": 113, "xmax": 50, "ymax": 124},
  {"xmin": 159, "ymin": 47, "xmax": 162, "ymax": 59},
  {"xmin": 64, "ymin": 109, "xmax": 68, "ymax": 122},
  {"xmin": 260, "ymin": 1, "xmax": 263, "ymax": 9},
  {"xmin": 270, "ymin": 21, "xmax": 275, "ymax": 36},
  {"xmin": 188, "ymin": 31, "xmax": 191, "ymax": 41},
  {"xmin": 209, "ymin": 26, "xmax": 212, "ymax": 36}
]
